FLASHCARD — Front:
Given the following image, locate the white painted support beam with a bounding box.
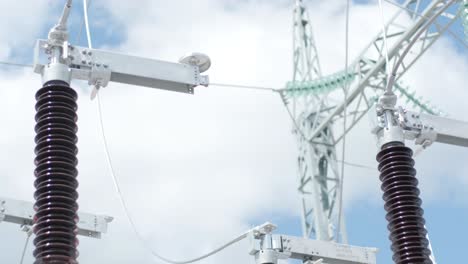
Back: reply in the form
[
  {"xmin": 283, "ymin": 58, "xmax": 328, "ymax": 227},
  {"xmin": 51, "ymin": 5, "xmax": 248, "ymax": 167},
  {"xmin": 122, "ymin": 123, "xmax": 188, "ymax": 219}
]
[{"xmin": 0, "ymin": 197, "xmax": 113, "ymax": 239}]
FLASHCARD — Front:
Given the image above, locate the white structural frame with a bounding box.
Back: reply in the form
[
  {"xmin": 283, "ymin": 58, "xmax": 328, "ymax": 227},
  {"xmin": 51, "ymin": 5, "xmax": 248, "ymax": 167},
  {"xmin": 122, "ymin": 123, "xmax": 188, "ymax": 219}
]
[
  {"xmin": 371, "ymin": 105, "xmax": 468, "ymax": 148},
  {"xmin": 306, "ymin": 0, "xmax": 461, "ymax": 144},
  {"xmin": 288, "ymin": 0, "xmax": 462, "ymax": 244},
  {"xmin": 0, "ymin": 0, "xmax": 211, "ymax": 251},
  {"xmin": 248, "ymin": 223, "xmax": 377, "ymax": 264},
  {"xmin": 0, "ymin": 197, "xmax": 112, "ymax": 239},
  {"xmin": 33, "ymin": 39, "xmax": 210, "ymax": 93},
  {"xmin": 291, "ymin": 0, "xmax": 346, "ymax": 242}
]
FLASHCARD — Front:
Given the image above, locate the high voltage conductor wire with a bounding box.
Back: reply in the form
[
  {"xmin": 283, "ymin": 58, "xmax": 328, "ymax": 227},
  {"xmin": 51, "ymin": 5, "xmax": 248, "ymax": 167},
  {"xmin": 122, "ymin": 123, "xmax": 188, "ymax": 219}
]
[
  {"xmin": 336, "ymin": 0, "xmax": 351, "ymax": 244},
  {"xmin": 385, "ymin": 0, "xmax": 456, "ymax": 93},
  {"xmin": 19, "ymin": 230, "xmax": 32, "ymax": 264},
  {"xmin": 210, "ymin": 82, "xmax": 279, "ymax": 92},
  {"xmin": 76, "ymin": 0, "xmax": 92, "ymax": 43},
  {"xmin": 166, "ymin": 79, "xmax": 393, "ymax": 174},
  {"xmin": 378, "ymin": 0, "xmax": 391, "ymax": 80},
  {"xmin": 0, "ymin": 52, "xmax": 417, "ymax": 171},
  {"xmin": 383, "ymin": 0, "xmax": 468, "ymax": 49},
  {"xmin": 82, "ymin": 1, "xmax": 252, "ymax": 263},
  {"xmin": 380, "ymin": 0, "xmax": 460, "ymax": 159},
  {"xmin": 0, "ymin": 61, "xmax": 32, "ymax": 68}
]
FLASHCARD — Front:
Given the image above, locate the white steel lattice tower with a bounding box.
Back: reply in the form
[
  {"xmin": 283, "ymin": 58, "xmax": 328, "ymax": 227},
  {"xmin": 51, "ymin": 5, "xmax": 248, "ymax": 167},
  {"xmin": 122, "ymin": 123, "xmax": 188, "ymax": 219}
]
[
  {"xmin": 290, "ymin": 0, "xmax": 347, "ymax": 242},
  {"xmin": 285, "ymin": 0, "xmax": 461, "ymax": 244}
]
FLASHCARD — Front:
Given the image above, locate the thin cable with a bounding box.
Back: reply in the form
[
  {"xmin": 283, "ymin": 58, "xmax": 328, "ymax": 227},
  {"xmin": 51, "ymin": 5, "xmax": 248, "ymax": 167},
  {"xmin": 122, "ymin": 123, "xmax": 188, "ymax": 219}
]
[
  {"xmin": 19, "ymin": 231, "xmax": 31, "ymax": 264},
  {"xmin": 0, "ymin": 61, "xmax": 32, "ymax": 68},
  {"xmin": 83, "ymin": 0, "xmax": 93, "ymax": 49},
  {"xmin": 76, "ymin": 0, "xmax": 92, "ymax": 43},
  {"xmin": 378, "ymin": 0, "xmax": 391, "ymax": 79},
  {"xmin": 276, "ymin": 94, "xmax": 376, "ymax": 172},
  {"xmin": 83, "ymin": 1, "xmax": 249, "ymax": 263},
  {"xmin": 386, "ymin": 0, "xmax": 456, "ymax": 92},
  {"xmin": 335, "ymin": 160, "xmax": 376, "ymax": 171},
  {"xmin": 211, "ymin": 83, "xmax": 314, "ymax": 142},
  {"xmin": 212, "ymin": 83, "xmax": 339, "ymax": 145},
  {"xmin": 336, "ymin": 0, "xmax": 351, "ymax": 244},
  {"xmin": 210, "ymin": 82, "xmax": 279, "ymax": 92},
  {"xmin": 98, "ymin": 94, "xmax": 248, "ymax": 264},
  {"xmin": 212, "ymin": 83, "xmax": 316, "ymax": 143},
  {"xmin": 383, "ymin": 0, "xmax": 467, "ymax": 49}
]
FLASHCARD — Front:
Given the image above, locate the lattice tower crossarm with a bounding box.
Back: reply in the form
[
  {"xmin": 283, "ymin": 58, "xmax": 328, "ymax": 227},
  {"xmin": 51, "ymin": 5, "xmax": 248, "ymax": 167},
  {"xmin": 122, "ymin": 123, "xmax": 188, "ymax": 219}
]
[
  {"xmin": 287, "ymin": 0, "xmax": 461, "ymax": 245},
  {"xmin": 302, "ymin": 0, "xmax": 461, "ymax": 145}
]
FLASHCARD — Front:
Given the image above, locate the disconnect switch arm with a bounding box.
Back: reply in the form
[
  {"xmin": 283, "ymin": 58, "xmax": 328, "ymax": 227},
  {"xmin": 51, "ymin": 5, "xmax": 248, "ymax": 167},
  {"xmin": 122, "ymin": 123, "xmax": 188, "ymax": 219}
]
[
  {"xmin": 248, "ymin": 224, "xmax": 376, "ymax": 264},
  {"xmin": 370, "ymin": 104, "xmax": 468, "ymax": 148},
  {"xmin": 33, "ymin": 39, "xmax": 211, "ymax": 94}
]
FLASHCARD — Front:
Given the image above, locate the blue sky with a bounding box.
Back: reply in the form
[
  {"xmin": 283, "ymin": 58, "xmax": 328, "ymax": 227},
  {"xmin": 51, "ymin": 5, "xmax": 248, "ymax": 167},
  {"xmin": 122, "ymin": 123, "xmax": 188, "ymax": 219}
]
[{"xmin": 0, "ymin": 1, "xmax": 467, "ymax": 264}]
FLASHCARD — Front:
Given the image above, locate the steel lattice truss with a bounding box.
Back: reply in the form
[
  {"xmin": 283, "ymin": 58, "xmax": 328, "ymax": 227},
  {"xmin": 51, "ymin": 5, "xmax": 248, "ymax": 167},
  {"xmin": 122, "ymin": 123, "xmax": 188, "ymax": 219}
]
[{"xmin": 285, "ymin": 0, "xmax": 462, "ymax": 243}]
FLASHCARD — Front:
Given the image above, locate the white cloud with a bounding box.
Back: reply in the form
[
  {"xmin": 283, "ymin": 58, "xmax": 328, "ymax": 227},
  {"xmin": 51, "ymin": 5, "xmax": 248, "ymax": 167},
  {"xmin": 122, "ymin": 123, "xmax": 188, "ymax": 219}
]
[
  {"xmin": 0, "ymin": 1, "xmax": 54, "ymax": 60},
  {"xmin": 0, "ymin": 0, "xmax": 467, "ymax": 263}
]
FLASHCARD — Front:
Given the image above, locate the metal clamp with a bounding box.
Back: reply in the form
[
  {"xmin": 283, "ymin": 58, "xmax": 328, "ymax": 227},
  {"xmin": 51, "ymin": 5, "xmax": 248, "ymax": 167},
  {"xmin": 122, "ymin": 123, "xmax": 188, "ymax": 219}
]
[
  {"xmin": 370, "ymin": 103, "xmax": 468, "ymax": 148},
  {"xmin": 398, "ymin": 108, "xmax": 437, "ymax": 148}
]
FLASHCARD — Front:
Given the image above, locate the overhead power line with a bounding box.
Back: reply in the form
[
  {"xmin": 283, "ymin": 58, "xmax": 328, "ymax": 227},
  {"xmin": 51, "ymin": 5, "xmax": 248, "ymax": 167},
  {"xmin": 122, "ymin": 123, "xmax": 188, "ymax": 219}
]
[
  {"xmin": 337, "ymin": 0, "xmax": 351, "ymax": 243},
  {"xmin": 383, "ymin": 0, "xmax": 468, "ymax": 50},
  {"xmin": 210, "ymin": 82, "xmax": 279, "ymax": 92},
  {"xmin": 19, "ymin": 226, "xmax": 32, "ymax": 264},
  {"xmin": 0, "ymin": 61, "xmax": 32, "ymax": 68},
  {"xmin": 83, "ymin": 1, "xmax": 250, "ymax": 263},
  {"xmin": 385, "ymin": 0, "xmax": 456, "ymax": 93}
]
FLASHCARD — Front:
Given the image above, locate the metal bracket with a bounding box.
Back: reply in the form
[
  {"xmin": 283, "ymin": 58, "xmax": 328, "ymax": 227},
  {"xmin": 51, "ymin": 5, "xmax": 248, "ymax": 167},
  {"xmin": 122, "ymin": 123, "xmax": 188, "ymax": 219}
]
[
  {"xmin": 34, "ymin": 39, "xmax": 210, "ymax": 94},
  {"xmin": 370, "ymin": 104, "xmax": 468, "ymax": 148},
  {"xmin": 398, "ymin": 108, "xmax": 437, "ymax": 148},
  {"xmin": 0, "ymin": 196, "xmax": 113, "ymax": 239},
  {"xmin": 248, "ymin": 222, "xmax": 376, "ymax": 264}
]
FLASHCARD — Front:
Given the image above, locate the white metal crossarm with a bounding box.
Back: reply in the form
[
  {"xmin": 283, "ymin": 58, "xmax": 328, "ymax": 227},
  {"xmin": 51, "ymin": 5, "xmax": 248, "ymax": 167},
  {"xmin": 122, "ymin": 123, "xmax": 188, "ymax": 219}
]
[
  {"xmin": 285, "ymin": 0, "xmax": 461, "ymax": 247},
  {"xmin": 305, "ymin": 0, "xmax": 461, "ymax": 144},
  {"xmin": 280, "ymin": 235, "xmax": 377, "ymax": 264},
  {"xmin": 0, "ymin": 197, "xmax": 113, "ymax": 239},
  {"xmin": 370, "ymin": 106, "xmax": 468, "ymax": 148},
  {"xmin": 33, "ymin": 40, "xmax": 210, "ymax": 93},
  {"xmin": 249, "ymin": 231, "xmax": 377, "ymax": 264}
]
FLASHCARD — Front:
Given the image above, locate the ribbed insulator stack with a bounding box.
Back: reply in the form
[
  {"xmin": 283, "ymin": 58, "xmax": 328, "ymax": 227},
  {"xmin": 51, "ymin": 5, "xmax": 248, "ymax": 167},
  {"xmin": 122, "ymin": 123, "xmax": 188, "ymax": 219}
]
[
  {"xmin": 376, "ymin": 142, "xmax": 432, "ymax": 264},
  {"xmin": 33, "ymin": 80, "xmax": 79, "ymax": 263},
  {"xmin": 284, "ymin": 70, "xmax": 355, "ymax": 97}
]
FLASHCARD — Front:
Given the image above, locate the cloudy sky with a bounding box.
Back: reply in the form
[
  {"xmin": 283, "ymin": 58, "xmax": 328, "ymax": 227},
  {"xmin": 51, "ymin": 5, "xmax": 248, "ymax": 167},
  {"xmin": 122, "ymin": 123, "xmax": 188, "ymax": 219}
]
[{"xmin": 0, "ymin": 0, "xmax": 467, "ymax": 263}]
